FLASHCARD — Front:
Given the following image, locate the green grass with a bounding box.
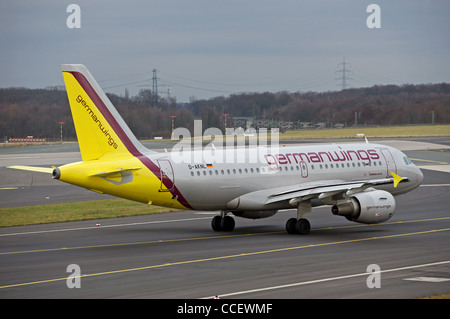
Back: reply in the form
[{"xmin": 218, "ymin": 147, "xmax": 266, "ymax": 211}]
[
  {"xmin": 279, "ymin": 125, "xmax": 450, "ymax": 140},
  {"xmin": 0, "ymin": 199, "xmax": 179, "ymax": 227}
]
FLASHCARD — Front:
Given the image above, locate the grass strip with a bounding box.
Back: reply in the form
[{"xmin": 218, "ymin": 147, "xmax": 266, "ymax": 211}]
[
  {"xmin": 279, "ymin": 125, "xmax": 450, "ymax": 139},
  {"xmin": 0, "ymin": 199, "xmax": 179, "ymax": 227}
]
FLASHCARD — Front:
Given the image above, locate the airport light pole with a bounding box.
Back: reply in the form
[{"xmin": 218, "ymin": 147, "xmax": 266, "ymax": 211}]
[
  {"xmin": 222, "ymin": 113, "xmax": 229, "ymax": 135},
  {"xmin": 58, "ymin": 122, "xmax": 64, "ymax": 143},
  {"xmin": 169, "ymin": 115, "xmax": 176, "ymax": 138}
]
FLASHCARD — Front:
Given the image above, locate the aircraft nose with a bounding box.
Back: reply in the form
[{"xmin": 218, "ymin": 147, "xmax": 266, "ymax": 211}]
[{"xmin": 416, "ymin": 166, "xmax": 424, "ymax": 185}]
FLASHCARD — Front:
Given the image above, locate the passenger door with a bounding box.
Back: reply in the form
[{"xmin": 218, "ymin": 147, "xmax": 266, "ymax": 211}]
[
  {"xmin": 380, "ymin": 148, "xmax": 397, "ymax": 176},
  {"xmin": 157, "ymin": 159, "xmax": 175, "ymax": 192}
]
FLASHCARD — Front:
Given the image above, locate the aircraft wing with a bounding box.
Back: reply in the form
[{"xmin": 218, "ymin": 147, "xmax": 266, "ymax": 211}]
[
  {"xmin": 226, "ymin": 172, "xmax": 407, "ymax": 211},
  {"xmin": 265, "ymin": 172, "xmax": 407, "ymax": 205}
]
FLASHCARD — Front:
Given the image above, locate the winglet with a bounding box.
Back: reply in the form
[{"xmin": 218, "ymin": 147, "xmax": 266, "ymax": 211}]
[{"xmin": 390, "ymin": 171, "xmax": 403, "ymax": 188}]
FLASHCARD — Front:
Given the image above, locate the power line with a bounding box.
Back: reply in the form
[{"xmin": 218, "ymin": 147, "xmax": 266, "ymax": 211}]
[
  {"xmin": 335, "ymin": 57, "xmax": 353, "ymax": 90},
  {"xmin": 152, "ymin": 68, "xmax": 158, "ymax": 96}
]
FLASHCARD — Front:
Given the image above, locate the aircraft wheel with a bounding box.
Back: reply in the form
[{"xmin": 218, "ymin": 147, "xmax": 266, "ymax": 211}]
[
  {"xmin": 295, "ymin": 218, "xmax": 311, "ymax": 235},
  {"xmin": 286, "ymin": 218, "xmax": 297, "ymax": 234},
  {"xmin": 220, "ymin": 216, "xmax": 235, "ymax": 232},
  {"xmin": 211, "ymin": 215, "xmax": 235, "ymax": 232},
  {"xmin": 211, "ymin": 216, "xmax": 222, "ymax": 231}
]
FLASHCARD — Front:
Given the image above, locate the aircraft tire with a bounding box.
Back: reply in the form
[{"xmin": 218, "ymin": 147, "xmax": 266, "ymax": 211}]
[
  {"xmin": 221, "ymin": 216, "xmax": 235, "ymax": 232},
  {"xmin": 211, "ymin": 216, "xmax": 222, "ymax": 231},
  {"xmin": 295, "ymin": 218, "xmax": 311, "ymax": 235},
  {"xmin": 286, "ymin": 218, "xmax": 297, "ymax": 234}
]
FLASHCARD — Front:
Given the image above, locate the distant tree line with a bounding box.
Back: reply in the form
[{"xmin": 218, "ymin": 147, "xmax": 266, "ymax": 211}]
[{"xmin": 0, "ymin": 83, "xmax": 449, "ymax": 141}]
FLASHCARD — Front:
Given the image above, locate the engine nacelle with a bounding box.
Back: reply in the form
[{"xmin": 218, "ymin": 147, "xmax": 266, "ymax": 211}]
[
  {"xmin": 232, "ymin": 210, "xmax": 278, "ymax": 220},
  {"xmin": 331, "ymin": 190, "xmax": 395, "ymax": 224}
]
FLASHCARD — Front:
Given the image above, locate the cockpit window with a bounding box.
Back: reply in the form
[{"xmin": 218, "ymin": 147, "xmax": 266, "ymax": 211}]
[{"xmin": 403, "ymin": 156, "xmax": 413, "ymax": 165}]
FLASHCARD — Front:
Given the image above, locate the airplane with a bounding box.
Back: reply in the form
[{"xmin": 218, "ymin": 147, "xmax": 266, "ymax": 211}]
[{"xmin": 9, "ymin": 64, "xmax": 424, "ymax": 235}]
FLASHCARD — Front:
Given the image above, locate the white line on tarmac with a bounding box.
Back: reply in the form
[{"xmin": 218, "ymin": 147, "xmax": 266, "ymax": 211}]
[
  {"xmin": 0, "ymin": 216, "xmax": 211, "ymax": 237},
  {"xmin": 202, "ymin": 260, "xmax": 450, "ymax": 299}
]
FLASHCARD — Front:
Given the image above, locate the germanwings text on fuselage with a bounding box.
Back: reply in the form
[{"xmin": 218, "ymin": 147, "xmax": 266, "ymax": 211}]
[{"xmin": 264, "ymin": 148, "xmax": 380, "ymax": 167}]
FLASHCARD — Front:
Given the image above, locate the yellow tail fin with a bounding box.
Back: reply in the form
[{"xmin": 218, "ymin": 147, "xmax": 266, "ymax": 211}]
[{"xmin": 62, "ymin": 64, "xmax": 149, "ymax": 161}]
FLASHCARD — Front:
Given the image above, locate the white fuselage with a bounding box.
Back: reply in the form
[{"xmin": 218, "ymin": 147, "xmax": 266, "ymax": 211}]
[{"xmin": 151, "ymin": 142, "xmax": 423, "ymax": 211}]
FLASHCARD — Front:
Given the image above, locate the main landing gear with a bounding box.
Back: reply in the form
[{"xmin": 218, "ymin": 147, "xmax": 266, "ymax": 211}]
[
  {"xmin": 285, "ymin": 218, "xmax": 311, "ymax": 235},
  {"xmin": 286, "ymin": 200, "xmax": 312, "ymax": 235},
  {"xmin": 211, "ymin": 200, "xmax": 312, "ymax": 235},
  {"xmin": 211, "ymin": 212, "xmax": 235, "ymax": 232}
]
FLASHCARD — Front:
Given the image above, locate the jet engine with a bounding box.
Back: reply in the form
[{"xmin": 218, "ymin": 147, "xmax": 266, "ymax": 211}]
[
  {"xmin": 232, "ymin": 210, "xmax": 278, "ymax": 220},
  {"xmin": 331, "ymin": 190, "xmax": 395, "ymax": 224}
]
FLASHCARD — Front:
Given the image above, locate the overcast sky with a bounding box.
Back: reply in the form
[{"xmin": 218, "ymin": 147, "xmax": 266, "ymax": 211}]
[{"xmin": 1, "ymin": 0, "xmax": 449, "ymax": 102}]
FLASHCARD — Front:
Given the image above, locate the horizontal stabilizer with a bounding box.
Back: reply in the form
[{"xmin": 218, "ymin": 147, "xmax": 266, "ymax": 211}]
[{"xmin": 7, "ymin": 165, "xmax": 54, "ymax": 174}]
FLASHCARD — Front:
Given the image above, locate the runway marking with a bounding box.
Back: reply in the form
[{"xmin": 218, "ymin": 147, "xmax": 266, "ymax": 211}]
[
  {"xmin": 0, "ymin": 156, "xmax": 39, "ymax": 159},
  {"xmin": 403, "ymin": 277, "xmax": 450, "ymax": 283},
  {"xmin": 1, "ymin": 216, "xmax": 450, "ymax": 255},
  {"xmin": 0, "ymin": 231, "xmax": 284, "ymax": 255},
  {"xmin": 418, "ymin": 165, "xmax": 450, "ymax": 173},
  {"xmin": 0, "ymin": 217, "xmax": 450, "ymax": 256},
  {"xmin": 0, "ymin": 216, "xmax": 212, "ymax": 237},
  {"xmin": 409, "ymin": 158, "xmax": 448, "ymax": 165},
  {"xmin": 420, "ymin": 184, "xmax": 450, "ymax": 187},
  {"xmin": 202, "ymin": 260, "xmax": 450, "ymax": 299},
  {"xmin": 1, "ymin": 227, "xmax": 449, "ymax": 290}
]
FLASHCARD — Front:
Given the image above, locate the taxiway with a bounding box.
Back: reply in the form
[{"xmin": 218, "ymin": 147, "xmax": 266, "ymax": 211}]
[{"xmin": 0, "ymin": 138, "xmax": 449, "ymax": 298}]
